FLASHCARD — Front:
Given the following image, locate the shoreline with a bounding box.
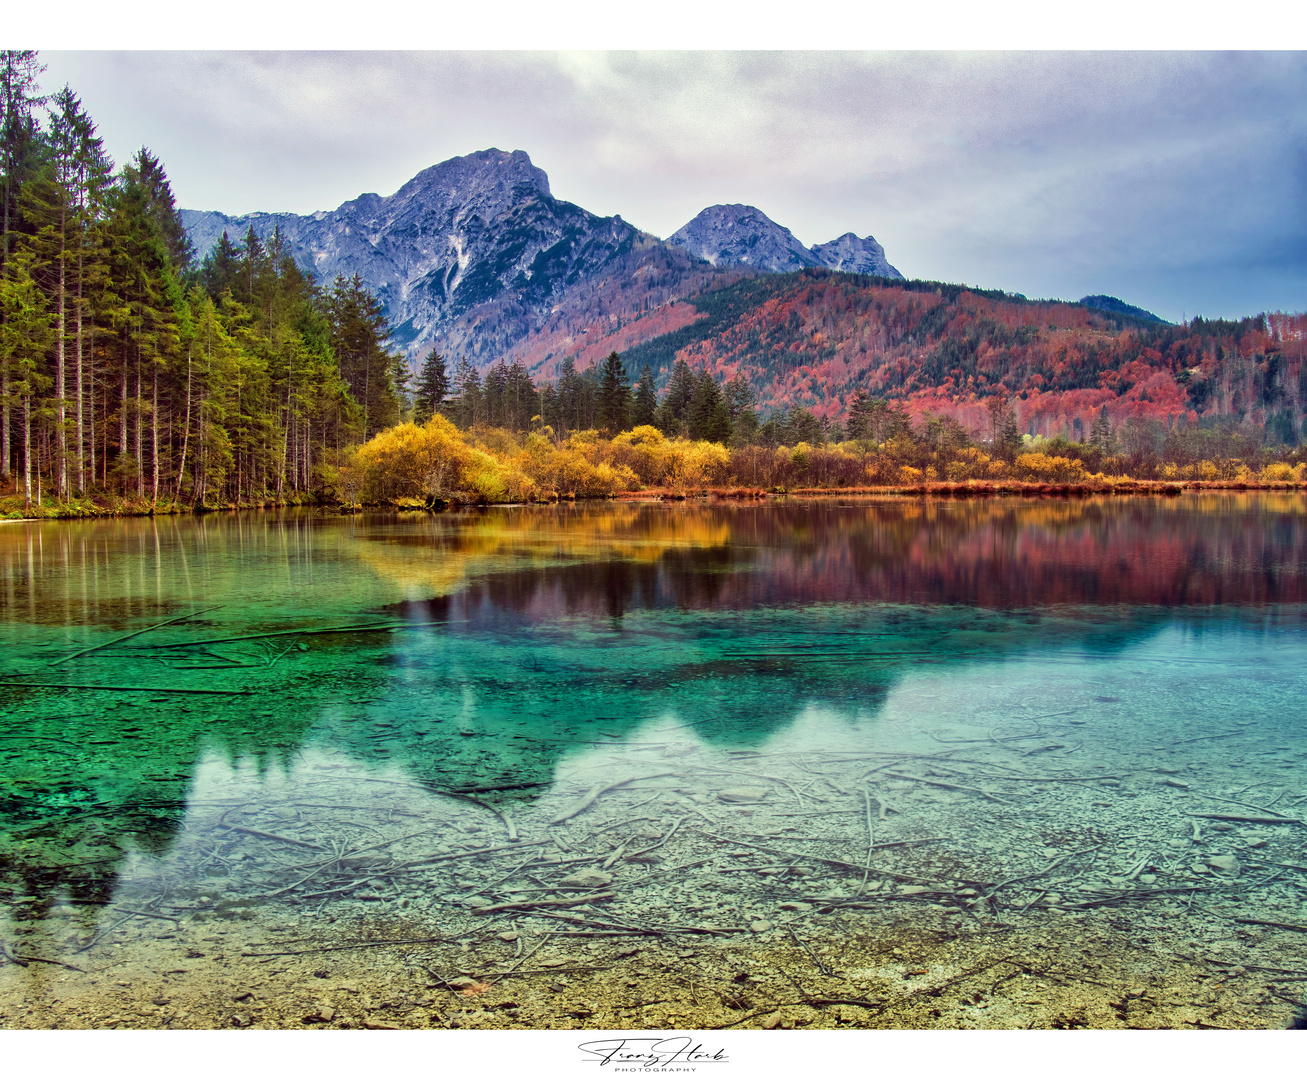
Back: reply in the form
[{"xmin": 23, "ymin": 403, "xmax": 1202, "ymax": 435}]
[
  {"xmin": 3, "ymin": 903, "xmax": 1297, "ymax": 1031},
  {"xmin": 3, "ymin": 479, "xmax": 1305, "ymax": 522}
]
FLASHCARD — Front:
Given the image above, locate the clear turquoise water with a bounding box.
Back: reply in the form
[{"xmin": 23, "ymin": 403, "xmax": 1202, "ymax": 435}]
[{"xmin": 1, "ymin": 496, "xmax": 1306, "ymax": 1013}]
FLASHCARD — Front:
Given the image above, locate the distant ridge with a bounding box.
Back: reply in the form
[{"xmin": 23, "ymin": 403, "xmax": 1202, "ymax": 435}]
[
  {"xmin": 666, "ymin": 203, "xmax": 902, "ymax": 278},
  {"xmin": 1078, "ymin": 294, "xmax": 1167, "ymax": 323}
]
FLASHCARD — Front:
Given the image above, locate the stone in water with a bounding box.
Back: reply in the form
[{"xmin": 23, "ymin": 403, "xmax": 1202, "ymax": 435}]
[
  {"xmin": 559, "ymin": 869, "xmax": 613, "ymax": 889},
  {"xmin": 718, "ymin": 787, "xmax": 769, "ymax": 803}
]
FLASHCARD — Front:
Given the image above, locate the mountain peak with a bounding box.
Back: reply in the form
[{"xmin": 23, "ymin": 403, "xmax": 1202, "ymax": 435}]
[
  {"xmin": 809, "ymin": 232, "xmax": 901, "ymax": 278},
  {"xmin": 667, "ymin": 206, "xmax": 902, "ymax": 279},
  {"xmin": 667, "ymin": 204, "xmax": 819, "ymax": 272},
  {"xmin": 398, "ymin": 147, "xmax": 551, "ymax": 203}
]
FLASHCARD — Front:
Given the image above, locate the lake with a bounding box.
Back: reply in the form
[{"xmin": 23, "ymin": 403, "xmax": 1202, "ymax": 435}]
[{"xmin": 2, "ymin": 495, "xmax": 1306, "ymax": 1030}]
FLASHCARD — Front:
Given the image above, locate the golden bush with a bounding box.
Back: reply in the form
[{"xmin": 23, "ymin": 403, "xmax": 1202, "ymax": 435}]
[
  {"xmin": 355, "ymin": 416, "xmax": 474, "ymax": 502},
  {"xmin": 1012, "ymin": 453, "xmax": 1090, "ymax": 483}
]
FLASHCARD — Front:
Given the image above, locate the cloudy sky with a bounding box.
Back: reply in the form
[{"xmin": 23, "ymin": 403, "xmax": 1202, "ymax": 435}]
[{"xmin": 35, "ymin": 49, "xmax": 1307, "ymax": 324}]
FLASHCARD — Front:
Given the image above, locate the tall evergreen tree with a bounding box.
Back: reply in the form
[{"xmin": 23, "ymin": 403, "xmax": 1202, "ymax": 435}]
[
  {"xmin": 1089, "ymin": 405, "xmax": 1114, "ymax": 453},
  {"xmin": 630, "ymin": 364, "xmax": 657, "ymax": 428},
  {"xmin": 597, "ymin": 350, "xmax": 631, "ymax": 434},
  {"xmin": 446, "ymin": 356, "xmax": 481, "ymax": 429},
  {"xmin": 199, "ymin": 230, "xmax": 241, "ymax": 296},
  {"xmin": 503, "ymin": 361, "xmax": 537, "ymax": 431},
  {"xmin": 325, "ymin": 273, "xmax": 398, "ymax": 440},
  {"xmin": 0, "ymin": 249, "xmax": 53, "ymax": 507},
  {"xmin": 724, "ymin": 370, "xmax": 757, "ymax": 442},
  {"xmin": 687, "ymin": 371, "xmax": 731, "ymax": 443},
  {"xmin": 52, "ymin": 86, "xmax": 112, "ymax": 494},
  {"xmin": 413, "ymin": 348, "xmax": 449, "ymax": 424},
  {"xmin": 21, "ymin": 86, "xmax": 113, "ymax": 496},
  {"xmin": 655, "ymin": 357, "xmax": 695, "ymax": 435},
  {"xmin": 555, "ymin": 356, "xmax": 586, "ymax": 435},
  {"xmin": 0, "ymin": 50, "xmax": 45, "ymax": 486}
]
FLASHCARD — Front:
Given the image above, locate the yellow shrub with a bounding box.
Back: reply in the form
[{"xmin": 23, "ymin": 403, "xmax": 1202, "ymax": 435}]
[
  {"xmin": 945, "ymin": 447, "xmax": 995, "ymax": 482},
  {"xmin": 1012, "ymin": 453, "xmax": 1089, "ymax": 483},
  {"xmin": 462, "ymin": 447, "xmax": 538, "ymax": 503},
  {"xmin": 356, "ymin": 416, "xmax": 474, "ymax": 501},
  {"xmin": 515, "ymin": 434, "xmax": 637, "ymax": 497},
  {"xmin": 609, "ymin": 426, "xmax": 670, "ymax": 486},
  {"xmin": 663, "ymin": 440, "xmax": 729, "ymax": 492},
  {"xmin": 1260, "ymin": 462, "xmax": 1304, "ymax": 483}
]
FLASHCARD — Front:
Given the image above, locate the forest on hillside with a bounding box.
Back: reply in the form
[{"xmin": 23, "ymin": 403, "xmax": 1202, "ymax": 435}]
[{"xmin": 617, "ymin": 271, "xmax": 1307, "ymax": 452}]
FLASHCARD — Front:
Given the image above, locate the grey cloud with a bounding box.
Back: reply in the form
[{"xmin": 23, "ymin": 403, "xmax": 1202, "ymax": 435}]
[{"xmin": 39, "ymin": 50, "xmax": 1307, "ymax": 321}]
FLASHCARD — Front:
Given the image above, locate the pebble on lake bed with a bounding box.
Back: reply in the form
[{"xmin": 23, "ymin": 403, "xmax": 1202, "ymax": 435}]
[
  {"xmin": 718, "ymin": 787, "xmax": 769, "ymax": 803},
  {"xmin": 559, "ymin": 870, "xmax": 613, "ymax": 889},
  {"xmin": 1206, "ymin": 855, "xmax": 1241, "ymax": 875}
]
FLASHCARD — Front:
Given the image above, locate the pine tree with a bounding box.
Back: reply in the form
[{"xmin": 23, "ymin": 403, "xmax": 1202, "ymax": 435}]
[
  {"xmin": 724, "ymin": 371, "xmax": 757, "ymax": 442},
  {"xmin": 446, "ymin": 356, "xmax": 481, "ymax": 429},
  {"xmin": 687, "ymin": 371, "xmax": 731, "ymax": 443},
  {"xmin": 0, "ymin": 249, "xmax": 53, "ymax": 507},
  {"xmin": 21, "ymin": 85, "xmax": 112, "ymax": 497},
  {"xmin": 783, "ymin": 407, "xmax": 825, "ymax": 446},
  {"xmin": 413, "ymin": 348, "xmax": 449, "ymax": 424},
  {"xmin": 53, "ymin": 86, "xmax": 112, "ymax": 495},
  {"xmin": 999, "ymin": 405, "xmax": 1022, "ymax": 460},
  {"xmin": 656, "ymin": 357, "xmax": 695, "ymax": 435},
  {"xmin": 199, "ymin": 231, "xmax": 241, "ymax": 296},
  {"xmin": 104, "ymin": 148, "xmax": 186, "ymax": 499},
  {"xmin": 1089, "ymin": 405, "xmax": 1114, "ymax": 453},
  {"xmin": 846, "ymin": 390, "xmax": 876, "ymax": 443},
  {"xmin": 0, "ymin": 50, "xmax": 45, "ymax": 487},
  {"xmin": 630, "ymin": 364, "xmax": 657, "ymax": 428},
  {"xmin": 325, "ymin": 274, "xmax": 398, "ymax": 440},
  {"xmin": 555, "ymin": 356, "xmax": 584, "ymax": 436},
  {"xmin": 987, "ymin": 392, "xmax": 1022, "ymax": 460},
  {"xmin": 597, "ymin": 350, "xmax": 631, "ymax": 434}
]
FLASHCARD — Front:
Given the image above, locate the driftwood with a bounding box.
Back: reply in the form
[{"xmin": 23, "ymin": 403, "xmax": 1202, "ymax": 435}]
[
  {"xmin": 49, "ymin": 606, "xmax": 222, "ymax": 666},
  {"xmin": 550, "ymin": 773, "xmax": 676, "ymax": 825},
  {"xmin": 392, "ymin": 840, "xmax": 550, "ymax": 870},
  {"xmin": 471, "ymin": 892, "xmax": 614, "ymax": 916},
  {"xmin": 2, "ymin": 681, "xmax": 253, "ymax": 695},
  {"xmin": 242, "ymin": 935, "xmax": 453, "ymax": 958},
  {"xmin": 880, "ymin": 770, "xmax": 1011, "ymax": 803},
  {"xmin": 220, "ymin": 824, "xmax": 324, "ymax": 849},
  {"xmin": 141, "ymin": 621, "xmax": 444, "ymax": 650},
  {"xmin": 1188, "ymin": 813, "xmax": 1302, "ymax": 826},
  {"xmin": 1231, "ymin": 916, "xmax": 1307, "ymax": 933}
]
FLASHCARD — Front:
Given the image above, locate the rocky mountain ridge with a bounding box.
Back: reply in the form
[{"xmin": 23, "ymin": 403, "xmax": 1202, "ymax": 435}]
[
  {"xmin": 182, "ymin": 149, "xmax": 657, "ymax": 360},
  {"xmin": 181, "ymin": 149, "xmax": 901, "ymax": 366},
  {"xmin": 666, "ymin": 203, "xmax": 901, "ymax": 278}
]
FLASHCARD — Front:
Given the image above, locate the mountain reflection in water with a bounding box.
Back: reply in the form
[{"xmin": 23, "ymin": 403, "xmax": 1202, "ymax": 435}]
[{"xmin": 0, "ymin": 494, "xmax": 1304, "ymax": 915}]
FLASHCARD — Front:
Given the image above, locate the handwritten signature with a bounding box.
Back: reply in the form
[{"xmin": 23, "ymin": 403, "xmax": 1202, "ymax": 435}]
[{"xmin": 578, "ymin": 1037, "xmax": 729, "ymax": 1068}]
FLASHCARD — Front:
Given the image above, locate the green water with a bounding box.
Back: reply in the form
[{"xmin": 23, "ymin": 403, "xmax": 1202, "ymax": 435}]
[{"xmin": 1, "ymin": 496, "xmax": 1306, "ymax": 1013}]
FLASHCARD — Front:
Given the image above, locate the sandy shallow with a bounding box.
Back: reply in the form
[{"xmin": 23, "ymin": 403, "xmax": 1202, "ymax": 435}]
[{"xmin": 5, "ymin": 698, "xmax": 1306, "ymax": 1032}]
